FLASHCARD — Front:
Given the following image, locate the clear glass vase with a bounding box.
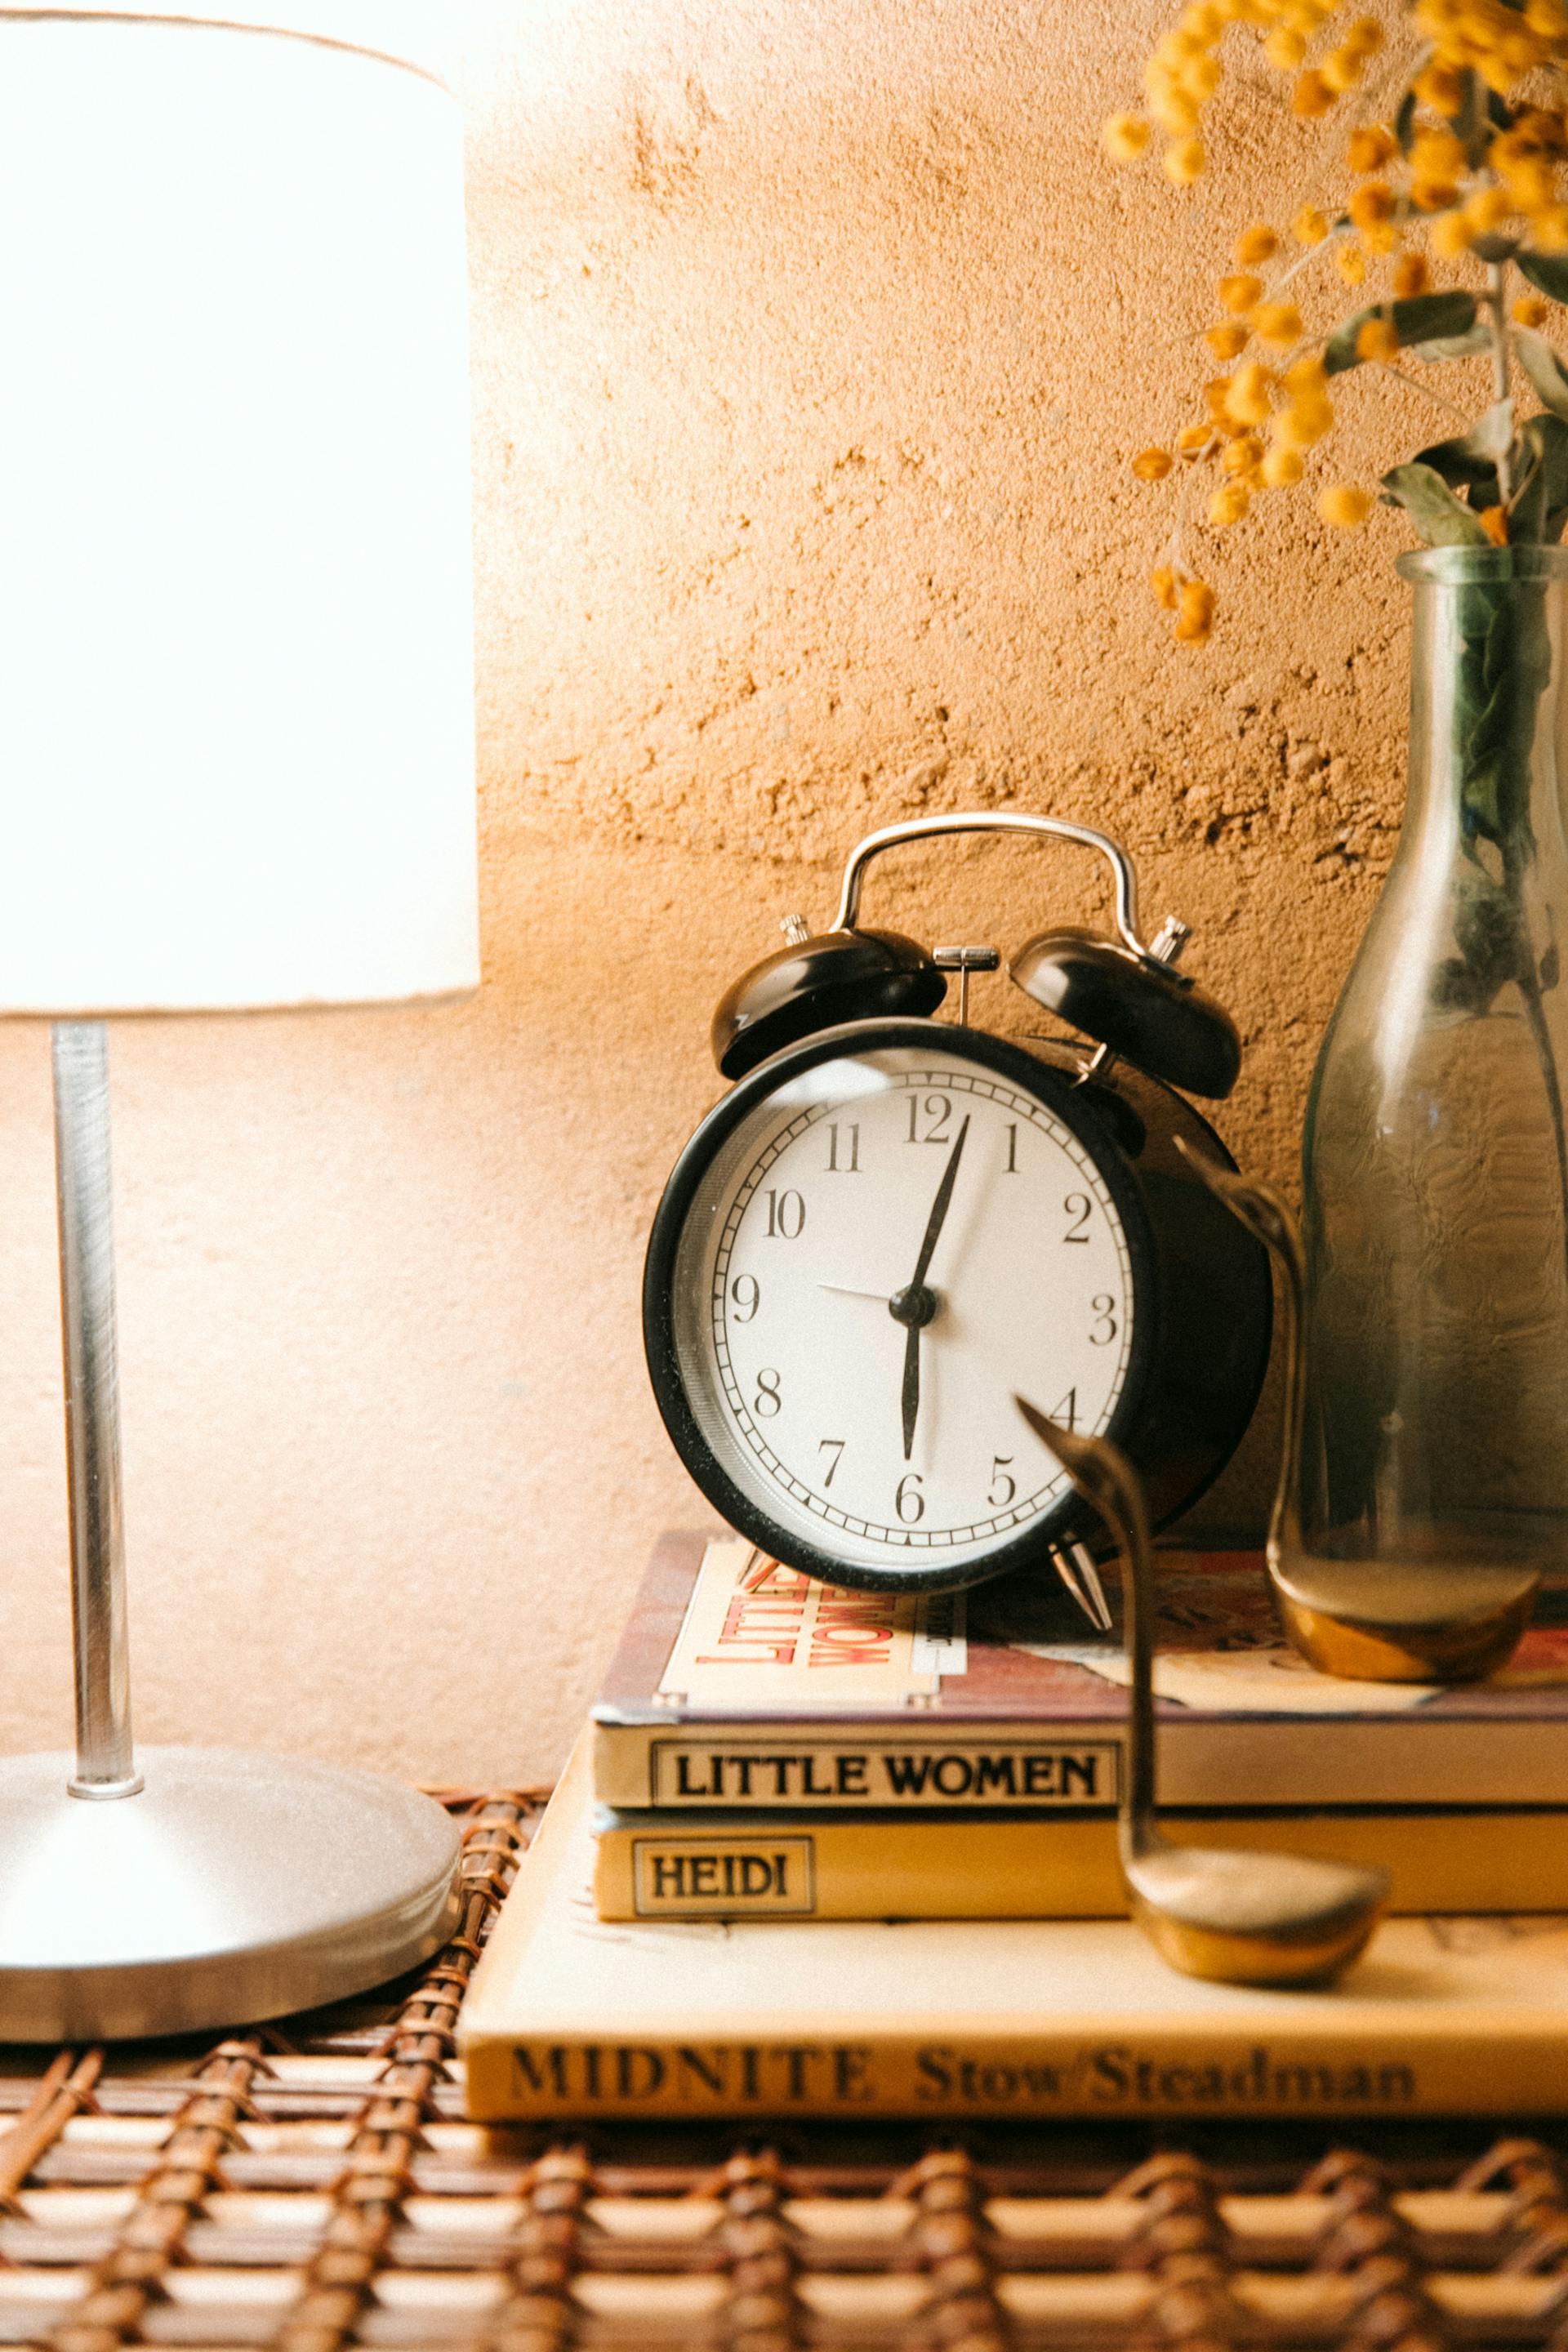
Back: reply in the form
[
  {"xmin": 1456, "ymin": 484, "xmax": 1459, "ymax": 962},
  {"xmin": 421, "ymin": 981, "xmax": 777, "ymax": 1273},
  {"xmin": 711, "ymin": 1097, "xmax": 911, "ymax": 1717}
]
[{"xmin": 1300, "ymin": 545, "xmax": 1568, "ymax": 1652}]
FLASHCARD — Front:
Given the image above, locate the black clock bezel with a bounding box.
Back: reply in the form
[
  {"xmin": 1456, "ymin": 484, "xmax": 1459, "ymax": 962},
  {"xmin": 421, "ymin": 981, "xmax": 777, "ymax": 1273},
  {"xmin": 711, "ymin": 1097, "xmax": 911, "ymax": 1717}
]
[{"xmin": 642, "ymin": 1016, "xmax": 1160, "ymax": 1595}]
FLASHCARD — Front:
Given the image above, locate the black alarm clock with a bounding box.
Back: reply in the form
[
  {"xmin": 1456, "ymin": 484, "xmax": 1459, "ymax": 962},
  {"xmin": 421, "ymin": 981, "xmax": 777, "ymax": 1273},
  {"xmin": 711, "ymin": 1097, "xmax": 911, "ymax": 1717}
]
[{"xmin": 643, "ymin": 812, "xmax": 1271, "ymax": 1606}]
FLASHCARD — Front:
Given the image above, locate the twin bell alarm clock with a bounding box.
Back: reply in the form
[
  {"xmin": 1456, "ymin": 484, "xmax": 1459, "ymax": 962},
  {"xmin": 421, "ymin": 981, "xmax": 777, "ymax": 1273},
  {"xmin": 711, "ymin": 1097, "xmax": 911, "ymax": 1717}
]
[{"xmin": 643, "ymin": 812, "xmax": 1271, "ymax": 1612}]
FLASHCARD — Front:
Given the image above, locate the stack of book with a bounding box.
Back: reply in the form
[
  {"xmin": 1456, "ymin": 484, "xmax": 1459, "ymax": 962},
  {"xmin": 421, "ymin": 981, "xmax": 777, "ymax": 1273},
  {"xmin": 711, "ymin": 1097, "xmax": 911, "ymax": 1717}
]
[
  {"xmin": 458, "ymin": 1529, "xmax": 1568, "ymax": 2123},
  {"xmin": 588, "ymin": 1530, "xmax": 1568, "ymax": 1920}
]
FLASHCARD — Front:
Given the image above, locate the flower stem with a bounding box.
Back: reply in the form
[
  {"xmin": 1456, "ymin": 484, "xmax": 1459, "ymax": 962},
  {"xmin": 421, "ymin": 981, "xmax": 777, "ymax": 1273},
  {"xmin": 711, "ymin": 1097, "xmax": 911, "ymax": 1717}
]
[{"xmin": 1486, "ymin": 260, "xmax": 1514, "ymax": 506}]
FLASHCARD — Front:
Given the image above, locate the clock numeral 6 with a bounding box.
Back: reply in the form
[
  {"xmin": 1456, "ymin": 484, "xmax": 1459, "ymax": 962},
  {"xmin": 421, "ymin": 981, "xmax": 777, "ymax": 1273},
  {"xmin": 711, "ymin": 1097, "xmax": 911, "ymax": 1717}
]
[
  {"xmin": 1089, "ymin": 1296, "xmax": 1118, "ymax": 1346},
  {"xmin": 729, "ymin": 1274, "xmax": 760, "ymax": 1323},
  {"xmin": 764, "ymin": 1187, "xmax": 805, "ymax": 1239},
  {"xmin": 895, "ymin": 1472, "xmax": 924, "ymax": 1523},
  {"xmin": 754, "ymin": 1368, "xmax": 782, "ymax": 1417}
]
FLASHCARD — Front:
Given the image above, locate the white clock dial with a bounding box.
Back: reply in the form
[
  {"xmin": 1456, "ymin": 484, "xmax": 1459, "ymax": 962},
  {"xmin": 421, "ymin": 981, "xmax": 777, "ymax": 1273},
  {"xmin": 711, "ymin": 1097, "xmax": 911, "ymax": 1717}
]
[{"xmin": 670, "ymin": 1041, "xmax": 1137, "ymax": 1575}]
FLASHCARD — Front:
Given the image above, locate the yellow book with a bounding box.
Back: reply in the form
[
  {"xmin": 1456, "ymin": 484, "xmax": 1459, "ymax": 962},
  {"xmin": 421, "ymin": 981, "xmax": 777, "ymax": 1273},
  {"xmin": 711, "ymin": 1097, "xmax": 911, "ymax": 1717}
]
[
  {"xmin": 593, "ymin": 1802, "xmax": 1568, "ymax": 1920},
  {"xmin": 461, "ymin": 1745, "xmax": 1568, "ymax": 2122}
]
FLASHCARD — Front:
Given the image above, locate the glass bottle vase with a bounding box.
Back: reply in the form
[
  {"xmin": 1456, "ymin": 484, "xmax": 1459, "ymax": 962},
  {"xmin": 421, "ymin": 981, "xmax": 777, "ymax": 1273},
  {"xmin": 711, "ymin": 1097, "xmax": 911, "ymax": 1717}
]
[{"xmin": 1302, "ymin": 545, "xmax": 1568, "ymax": 1593}]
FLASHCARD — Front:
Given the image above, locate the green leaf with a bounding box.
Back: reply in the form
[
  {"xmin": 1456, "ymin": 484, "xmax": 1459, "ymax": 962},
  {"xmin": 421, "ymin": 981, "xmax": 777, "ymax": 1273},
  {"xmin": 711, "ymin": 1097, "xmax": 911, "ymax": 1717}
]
[
  {"xmin": 1410, "ymin": 326, "xmax": 1494, "ymax": 363},
  {"xmin": 1513, "ymin": 327, "xmax": 1568, "ymax": 421},
  {"xmin": 1411, "ymin": 401, "xmax": 1513, "ymax": 503},
  {"xmin": 1380, "ymin": 461, "xmax": 1493, "ymax": 545},
  {"xmin": 1511, "ymin": 412, "xmax": 1568, "ymax": 542},
  {"xmin": 1395, "ymin": 87, "xmax": 1417, "ymax": 152},
  {"xmin": 1517, "ymin": 250, "xmax": 1568, "ymax": 304},
  {"xmin": 1324, "ymin": 292, "xmax": 1480, "ymax": 375},
  {"xmin": 1472, "ymin": 231, "xmax": 1521, "ymax": 265}
]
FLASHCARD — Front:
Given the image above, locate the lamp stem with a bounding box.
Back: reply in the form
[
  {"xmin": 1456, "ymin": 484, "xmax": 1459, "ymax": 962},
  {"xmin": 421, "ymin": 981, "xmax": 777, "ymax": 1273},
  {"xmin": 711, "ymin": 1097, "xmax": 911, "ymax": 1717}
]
[{"xmin": 52, "ymin": 1022, "xmax": 140, "ymax": 1800}]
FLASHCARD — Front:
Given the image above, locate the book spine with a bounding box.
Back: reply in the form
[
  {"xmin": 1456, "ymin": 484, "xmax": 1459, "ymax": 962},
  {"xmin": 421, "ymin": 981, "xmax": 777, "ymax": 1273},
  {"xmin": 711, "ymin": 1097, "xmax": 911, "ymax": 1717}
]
[
  {"xmin": 592, "ymin": 1808, "xmax": 1568, "ymax": 1922},
  {"xmin": 591, "ymin": 1719, "xmax": 1123, "ymax": 1811},
  {"xmin": 465, "ymin": 2024, "xmax": 1568, "ymax": 2122}
]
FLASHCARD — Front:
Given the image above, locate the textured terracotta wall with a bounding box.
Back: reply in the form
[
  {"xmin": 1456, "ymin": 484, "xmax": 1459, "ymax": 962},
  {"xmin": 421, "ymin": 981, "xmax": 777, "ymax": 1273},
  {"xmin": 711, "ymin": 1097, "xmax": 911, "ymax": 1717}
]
[{"xmin": 0, "ymin": 0, "xmax": 1414, "ymax": 1781}]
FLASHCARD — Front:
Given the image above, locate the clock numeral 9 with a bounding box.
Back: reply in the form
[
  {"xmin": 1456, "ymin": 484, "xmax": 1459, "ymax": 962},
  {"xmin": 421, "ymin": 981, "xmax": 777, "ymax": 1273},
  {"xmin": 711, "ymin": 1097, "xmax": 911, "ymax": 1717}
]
[
  {"xmin": 1063, "ymin": 1192, "xmax": 1092, "ymax": 1243},
  {"xmin": 906, "ymin": 1093, "xmax": 952, "ymax": 1145},
  {"xmin": 729, "ymin": 1274, "xmax": 760, "ymax": 1324},
  {"xmin": 764, "ymin": 1187, "xmax": 805, "ymax": 1239},
  {"xmin": 1089, "ymin": 1297, "xmax": 1118, "ymax": 1346},
  {"xmin": 895, "ymin": 1472, "xmax": 924, "ymax": 1523},
  {"xmin": 754, "ymin": 1368, "xmax": 782, "ymax": 1418}
]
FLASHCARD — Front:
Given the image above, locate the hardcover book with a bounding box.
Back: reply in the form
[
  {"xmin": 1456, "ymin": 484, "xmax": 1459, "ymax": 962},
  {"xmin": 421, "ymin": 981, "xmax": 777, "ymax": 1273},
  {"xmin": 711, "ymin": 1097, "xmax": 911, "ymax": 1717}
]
[
  {"xmin": 461, "ymin": 1748, "xmax": 1568, "ymax": 2122},
  {"xmin": 590, "ymin": 1533, "xmax": 1568, "ymax": 1813},
  {"xmin": 592, "ymin": 1801, "xmax": 1568, "ymax": 1920}
]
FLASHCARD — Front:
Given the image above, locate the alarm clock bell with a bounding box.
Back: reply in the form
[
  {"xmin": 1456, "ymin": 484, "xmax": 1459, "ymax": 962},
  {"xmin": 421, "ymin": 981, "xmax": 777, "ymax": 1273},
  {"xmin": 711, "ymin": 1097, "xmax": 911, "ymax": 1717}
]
[{"xmin": 712, "ymin": 811, "xmax": 1241, "ymax": 1097}]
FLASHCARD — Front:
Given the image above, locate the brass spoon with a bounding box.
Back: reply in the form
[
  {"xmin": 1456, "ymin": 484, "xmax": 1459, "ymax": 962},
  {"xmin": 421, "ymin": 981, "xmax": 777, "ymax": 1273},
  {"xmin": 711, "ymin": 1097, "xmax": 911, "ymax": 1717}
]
[
  {"xmin": 1174, "ymin": 1138, "xmax": 1539, "ymax": 1684},
  {"xmin": 1014, "ymin": 1396, "xmax": 1388, "ymax": 1987}
]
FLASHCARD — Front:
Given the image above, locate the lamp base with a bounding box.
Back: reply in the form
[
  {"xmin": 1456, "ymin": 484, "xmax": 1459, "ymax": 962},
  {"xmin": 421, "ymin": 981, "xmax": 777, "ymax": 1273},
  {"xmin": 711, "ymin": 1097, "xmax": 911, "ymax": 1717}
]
[{"xmin": 0, "ymin": 1746, "xmax": 462, "ymax": 2041}]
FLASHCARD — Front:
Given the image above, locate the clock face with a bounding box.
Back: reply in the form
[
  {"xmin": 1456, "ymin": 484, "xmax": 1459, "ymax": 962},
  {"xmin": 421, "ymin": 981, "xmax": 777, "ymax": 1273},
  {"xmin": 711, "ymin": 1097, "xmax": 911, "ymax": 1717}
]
[{"xmin": 655, "ymin": 1029, "xmax": 1148, "ymax": 1584}]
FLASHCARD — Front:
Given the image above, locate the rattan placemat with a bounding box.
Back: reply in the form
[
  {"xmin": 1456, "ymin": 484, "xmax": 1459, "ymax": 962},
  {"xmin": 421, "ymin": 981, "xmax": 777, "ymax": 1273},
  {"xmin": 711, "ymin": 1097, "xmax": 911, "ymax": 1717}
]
[{"xmin": 4, "ymin": 1790, "xmax": 1568, "ymax": 2350}]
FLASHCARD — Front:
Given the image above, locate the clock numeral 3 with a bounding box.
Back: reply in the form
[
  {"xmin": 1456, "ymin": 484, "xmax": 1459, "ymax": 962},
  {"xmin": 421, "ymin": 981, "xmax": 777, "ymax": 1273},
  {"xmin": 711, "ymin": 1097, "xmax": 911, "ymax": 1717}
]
[
  {"xmin": 1062, "ymin": 1191, "xmax": 1092, "ymax": 1243},
  {"xmin": 754, "ymin": 1368, "xmax": 782, "ymax": 1417},
  {"xmin": 729, "ymin": 1274, "xmax": 760, "ymax": 1323},
  {"xmin": 825, "ymin": 1122, "xmax": 861, "ymax": 1172},
  {"xmin": 895, "ymin": 1471, "xmax": 925, "ymax": 1523},
  {"xmin": 988, "ymin": 1455, "xmax": 1017, "ymax": 1508},
  {"xmin": 1089, "ymin": 1296, "xmax": 1119, "ymax": 1346},
  {"xmin": 906, "ymin": 1093, "xmax": 952, "ymax": 1145},
  {"xmin": 817, "ymin": 1437, "xmax": 845, "ymax": 1488},
  {"xmin": 764, "ymin": 1187, "xmax": 805, "ymax": 1238}
]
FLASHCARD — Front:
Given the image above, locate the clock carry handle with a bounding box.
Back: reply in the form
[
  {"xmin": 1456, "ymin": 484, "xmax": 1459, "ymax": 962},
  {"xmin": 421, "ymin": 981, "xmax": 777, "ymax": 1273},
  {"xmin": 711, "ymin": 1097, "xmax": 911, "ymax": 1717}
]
[
  {"xmin": 713, "ymin": 808, "xmax": 1242, "ymax": 1100},
  {"xmin": 831, "ymin": 810, "xmax": 1174, "ymax": 965}
]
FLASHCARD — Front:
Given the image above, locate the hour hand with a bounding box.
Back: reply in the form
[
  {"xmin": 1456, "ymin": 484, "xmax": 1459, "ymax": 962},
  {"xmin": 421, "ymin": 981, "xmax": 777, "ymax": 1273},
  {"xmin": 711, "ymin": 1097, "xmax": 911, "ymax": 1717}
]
[{"xmin": 901, "ymin": 1322, "xmax": 920, "ymax": 1460}]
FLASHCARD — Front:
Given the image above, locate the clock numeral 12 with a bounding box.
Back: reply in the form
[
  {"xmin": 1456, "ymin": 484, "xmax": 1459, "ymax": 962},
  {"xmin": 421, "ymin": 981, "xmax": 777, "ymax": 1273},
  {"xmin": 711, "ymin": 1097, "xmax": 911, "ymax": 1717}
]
[{"xmin": 906, "ymin": 1094, "xmax": 951, "ymax": 1145}]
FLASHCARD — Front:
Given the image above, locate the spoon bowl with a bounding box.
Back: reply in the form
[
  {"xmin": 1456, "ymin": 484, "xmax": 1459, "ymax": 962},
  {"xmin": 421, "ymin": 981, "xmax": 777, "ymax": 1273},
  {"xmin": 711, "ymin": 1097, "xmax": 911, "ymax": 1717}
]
[
  {"xmin": 1126, "ymin": 1844, "xmax": 1385, "ymax": 1987},
  {"xmin": 1013, "ymin": 1396, "xmax": 1388, "ymax": 1989}
]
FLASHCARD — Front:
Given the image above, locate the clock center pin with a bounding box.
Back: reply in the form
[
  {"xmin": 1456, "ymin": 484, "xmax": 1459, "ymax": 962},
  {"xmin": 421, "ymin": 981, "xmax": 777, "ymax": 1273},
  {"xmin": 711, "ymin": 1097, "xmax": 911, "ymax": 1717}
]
[{"xmin": 888, "ymin": 1283, "xmax": 940, "ymax": 1330}]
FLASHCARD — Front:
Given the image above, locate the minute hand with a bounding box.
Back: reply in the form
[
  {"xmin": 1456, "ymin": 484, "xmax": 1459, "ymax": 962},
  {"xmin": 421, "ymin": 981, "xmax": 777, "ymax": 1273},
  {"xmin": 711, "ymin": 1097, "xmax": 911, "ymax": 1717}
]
[
  {"xmin": 912, "ymin": 1114, "xmax": 970, "ymax": 1290},
  {"xmin": 898, "ymin": 1113, "xmax": 970, "ymax": 1461}
]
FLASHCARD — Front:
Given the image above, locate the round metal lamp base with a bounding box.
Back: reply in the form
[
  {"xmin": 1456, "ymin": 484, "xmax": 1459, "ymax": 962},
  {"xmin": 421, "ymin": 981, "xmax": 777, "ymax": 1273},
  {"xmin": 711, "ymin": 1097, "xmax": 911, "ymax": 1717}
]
[{"xmin": 0, "ymin": 1746, "xmax": 462, "ymax": 2042}]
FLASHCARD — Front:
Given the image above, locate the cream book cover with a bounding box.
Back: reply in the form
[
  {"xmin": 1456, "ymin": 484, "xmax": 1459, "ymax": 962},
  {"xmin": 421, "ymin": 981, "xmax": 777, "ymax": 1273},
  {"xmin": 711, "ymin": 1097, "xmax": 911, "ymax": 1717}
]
[{"xmin": 461, "ymin": 1747, "xmax": 1568, "ymax": 2122}]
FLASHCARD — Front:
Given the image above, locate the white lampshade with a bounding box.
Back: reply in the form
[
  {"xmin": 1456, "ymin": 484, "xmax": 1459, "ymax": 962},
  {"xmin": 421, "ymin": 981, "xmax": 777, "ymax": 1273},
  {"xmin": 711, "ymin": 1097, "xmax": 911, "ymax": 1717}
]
[{"xmin": 0, "ymin": 5, "xmax": 478, "ymax": 1013}]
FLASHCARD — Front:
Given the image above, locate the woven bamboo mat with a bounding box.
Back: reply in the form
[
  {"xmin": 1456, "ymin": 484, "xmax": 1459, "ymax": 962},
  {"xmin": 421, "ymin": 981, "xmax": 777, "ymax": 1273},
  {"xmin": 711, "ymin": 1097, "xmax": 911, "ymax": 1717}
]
[{"xmin": 6, "ymin": 1795, "xmax": 1568, "ymax": 2350}]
